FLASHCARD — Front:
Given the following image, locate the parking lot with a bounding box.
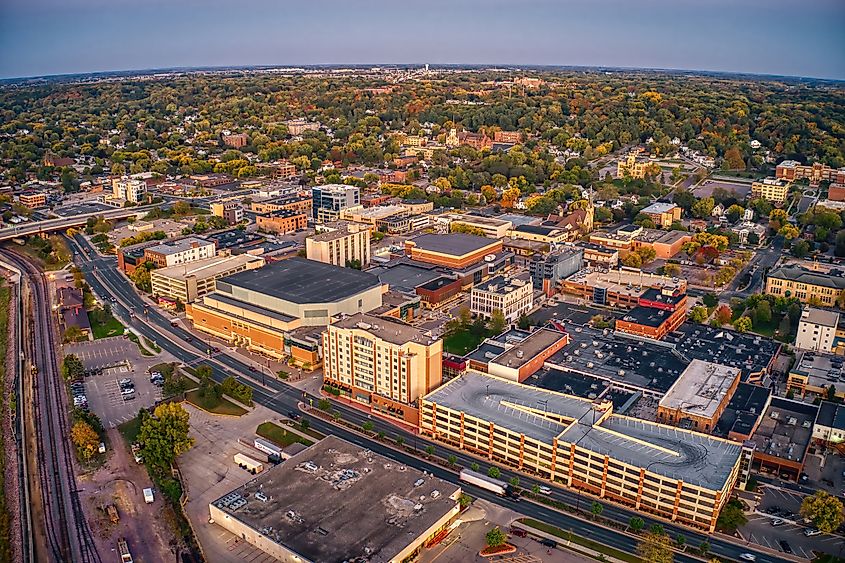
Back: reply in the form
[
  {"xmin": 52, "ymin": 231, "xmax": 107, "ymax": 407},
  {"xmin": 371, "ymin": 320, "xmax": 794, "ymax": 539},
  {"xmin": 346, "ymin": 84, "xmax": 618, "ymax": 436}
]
[
  {"xmin": 65, "ymin": 337, "xmax": 137, "ymax": 372},
  {"xmin": 83, "ymin": 365, "xmax": 163, "ymax": 428},
  {"xmin": 692, "ymin": 178, "xmax": 752, "ymax": 199},
  {"xmin": 741, "ymin": 486, "xmax": 843, "ymax": 559}
]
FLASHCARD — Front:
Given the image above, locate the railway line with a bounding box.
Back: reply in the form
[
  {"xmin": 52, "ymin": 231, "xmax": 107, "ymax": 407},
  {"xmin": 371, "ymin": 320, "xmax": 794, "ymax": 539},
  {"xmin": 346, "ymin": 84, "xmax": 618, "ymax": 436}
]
[{"xmin": 1, "ymin": 249, "xmax": 101, "ymax": 563}]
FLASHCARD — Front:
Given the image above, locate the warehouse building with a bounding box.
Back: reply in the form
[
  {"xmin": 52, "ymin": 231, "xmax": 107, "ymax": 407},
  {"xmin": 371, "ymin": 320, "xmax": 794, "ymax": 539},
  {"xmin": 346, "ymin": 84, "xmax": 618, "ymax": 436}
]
[
  {"xmin": 150, "ymin": 254, "xmax": 265, "ymax": 304},
  {"xmin": 420, "ymin": 371, "xmax": 746, "ymax": 532},
  {"xmin": 209, "ymin": 436, "xmax": 462, "ymax": 563}
]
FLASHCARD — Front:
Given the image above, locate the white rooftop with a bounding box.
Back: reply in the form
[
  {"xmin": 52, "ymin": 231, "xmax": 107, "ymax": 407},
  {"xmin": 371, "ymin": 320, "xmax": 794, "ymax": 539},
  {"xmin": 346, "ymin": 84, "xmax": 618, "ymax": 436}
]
[{"xmin": 658, "ymin": 359, "xmax": 740, "ymax": 419}]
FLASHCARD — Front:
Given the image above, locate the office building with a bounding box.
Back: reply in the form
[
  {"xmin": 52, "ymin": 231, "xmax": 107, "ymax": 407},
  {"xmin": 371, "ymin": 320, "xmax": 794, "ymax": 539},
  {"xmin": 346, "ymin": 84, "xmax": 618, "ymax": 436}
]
[
  {"xmin": 563, "ymin": 269, "xmax": 686, "ymax": 309},
  {"xmin": 210, "ymin": 202, "xmax": 244, "ymax": 225},
  {"xmin": 150, "ymin": 254, "xmax": 265, "ymax": 304},
  {"xmin": 306, "ymin": 224, "xmax": 371, "ymax": 268},
  {"xmin": 421, "ymin": 371, "xmax": 745, "ymax": 532},
  {"xmin": 776, "ymin": 160, "xmax": 845, "ymax": 186},
  {"xmin": 209, "ymin": 436, "xmax": 462, "ymax": 563},
  {"xmin": 323, "ymin": 313, "xmax": 443, "ymax": 424},
  {"xmin": 529, "ymin": 247, "xmax": 584, "ymax": 296},
  {"xmin": 445, "ymin": 214, "xmax": 512, "ymax": 239},
  {"xmin": 747, "ymin": 397, "xmax": 817, "ymax": 481},
  {"xmin": 589, "ymin": 225, "xmax": 691, "ymax": 260},
  {"xmin": 765, "ymin": 264, "xmax": 845, "ymax": 307},
  {"xmin": 615, "ymin": 286, "xmax": 688, "ymax": 341},
  {"xmin": 250, "ymin": 194, "xmax": 312, "ymax": 215},
  {"xmin": 795, "ymin": 307, "xmax": 839, "ymax": 353},
  {"xmin": 312, "ymin": 184, "xmax": 361, "ymax": 221},
  {"xmin": 404, "ymin": 234, "xmax": 502, "ymax": 269},
  {"xmin": 657, "ymin": 360, "xmax": 741, "ymax": 433},
  {"xmin": 112, "ymin": 176, "xmax": 147, "ymax": 203},
  {"xmin": 750, "ymin": 177, "xmax": 791, "ymax": 204},
  {"xmin": 19, "ymin": 191, "xmax": 47, "ymax": 208},
  {"xmin": 255, "ymin": 209, "xmax": 308, "ymax": 235},
  {"xmin": 143, "ymin": 237, "xmax": 216, "ymax": 268},
  {"xmin": 470, "ymin": 275, "xmax": 533, "ymax": 322},
  {"xmin": 639, "ymin": 202, "xmax": 682, "ymax": 228}
]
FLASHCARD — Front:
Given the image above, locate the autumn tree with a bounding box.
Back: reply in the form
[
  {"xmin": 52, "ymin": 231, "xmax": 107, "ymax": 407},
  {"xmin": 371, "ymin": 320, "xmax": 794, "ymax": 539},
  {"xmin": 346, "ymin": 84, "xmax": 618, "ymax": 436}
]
[
  {"xmin": 689, "ymin": 306, "xmax": 709, "ymax": 323},
  {"xmin": 723, "ymin": 147, "xmax": 745, "ymax": 170},
  {"xmin": 733, "ymin": 316, "xmax": 753, "ymax": 333},
  {"xmin": 71, "ymin": 420, "xmax": 99, "ymax": 461},
  {"xmin": 778, "ymin": 224, "xmax": 800, "ymax": 240},
  {"xmin": 636, "ymin": 531, "xmax": 673, "ymax": 563},
  {"xmin": 800, "ymin": 491, "xmax": 844, "ymax": 533}
]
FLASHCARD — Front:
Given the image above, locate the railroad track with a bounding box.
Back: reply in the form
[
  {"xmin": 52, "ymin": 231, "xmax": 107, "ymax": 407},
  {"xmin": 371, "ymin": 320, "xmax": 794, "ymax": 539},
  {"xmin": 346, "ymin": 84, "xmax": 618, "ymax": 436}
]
[{"xmin": 1, "ymin": 249, "xmax": 101, "ymax": 563}]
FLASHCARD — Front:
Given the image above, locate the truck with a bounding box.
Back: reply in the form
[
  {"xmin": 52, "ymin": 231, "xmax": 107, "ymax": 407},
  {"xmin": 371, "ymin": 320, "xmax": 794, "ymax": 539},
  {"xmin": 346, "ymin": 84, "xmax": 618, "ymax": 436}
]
[
  {"xmin": 253, "ymin": 437, "xmax": 282, "ymax": 459},
  {"xmin": 234, "ymin": 452, "xmax": 264, "ymax": 474},
  {"xmin": 117, "ymin": 538, "xmax": 133, "ymax": 563},
  {"xmin": 143, "ymin": 488, "xmax": 154, "ymax": 504},
  {"xmin": 459, "ymin": 469, "xmax": 518, "ymax": 498}
]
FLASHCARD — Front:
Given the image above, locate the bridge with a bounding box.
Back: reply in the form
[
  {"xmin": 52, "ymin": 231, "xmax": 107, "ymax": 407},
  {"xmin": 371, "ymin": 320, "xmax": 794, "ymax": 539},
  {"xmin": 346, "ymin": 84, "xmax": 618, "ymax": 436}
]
[{"xmin": 0, "ymin": 204, "xmax": 159, "ymax": 242}]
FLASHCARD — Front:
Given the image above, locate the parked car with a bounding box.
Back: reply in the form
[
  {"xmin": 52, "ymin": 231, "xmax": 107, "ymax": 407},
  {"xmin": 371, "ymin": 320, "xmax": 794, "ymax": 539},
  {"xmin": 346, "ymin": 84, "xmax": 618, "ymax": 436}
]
[
  {"xmin": 509, "ymin": 528, "xmax": 527, "ymax": 538},
  {"xmin": 771, "ymin": 519, "xmax": 785, "ymax": 526},
  {"xmin": 779, "ymin": 540, "xmax": 792, "ymax": 554},
  {"xmin": 804, "ymin": 528, "xmax": 821, "ymax": 537}
]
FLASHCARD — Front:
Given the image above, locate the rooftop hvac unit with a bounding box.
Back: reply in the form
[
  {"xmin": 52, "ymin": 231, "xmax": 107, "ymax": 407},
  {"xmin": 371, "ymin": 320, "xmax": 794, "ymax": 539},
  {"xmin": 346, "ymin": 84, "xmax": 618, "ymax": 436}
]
[
  {"xmin": 787, "ymin": 417, "xmax": 798, "ymax": 426},
  {"xmin": 770, "ymin": 411, "xmax": 780, "ymax": 419},
  {"xmin": 587, "ymin": 362, "xmax": 594, "ymax": 368}
]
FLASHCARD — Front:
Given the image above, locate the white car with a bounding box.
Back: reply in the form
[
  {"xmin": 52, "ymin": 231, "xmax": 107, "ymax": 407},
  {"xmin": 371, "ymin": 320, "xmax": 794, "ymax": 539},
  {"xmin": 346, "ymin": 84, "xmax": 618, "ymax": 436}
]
[
  {"xmin": 538, "ymin": 486, "xmax": 552, "ymax": 495},
  {"xmin": 803, "ymin": 528, "xmax": 821, "ymax": 537},
  {"xmin": 739, "ymin": 554, "xmax": 756, "ymax": 562}
]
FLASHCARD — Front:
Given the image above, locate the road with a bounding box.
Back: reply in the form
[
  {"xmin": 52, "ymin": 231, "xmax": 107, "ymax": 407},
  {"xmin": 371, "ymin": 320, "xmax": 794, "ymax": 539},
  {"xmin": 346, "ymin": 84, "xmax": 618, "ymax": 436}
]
[
  {"xmin": 1, "ymin": 250, "xmax": 101, "ymax": 563},
  {"xmin": 66, "ymin": 234, "xmax": 797, "ymax": 563},
  {"xmin": 0, "ymin": 204, "xmax": 160, "ymax": 242}
]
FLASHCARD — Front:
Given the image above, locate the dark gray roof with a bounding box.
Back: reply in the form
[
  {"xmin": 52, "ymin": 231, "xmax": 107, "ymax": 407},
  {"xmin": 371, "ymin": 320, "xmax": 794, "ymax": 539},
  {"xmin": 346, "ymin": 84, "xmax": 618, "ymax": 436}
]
[
  {"xmin": 817, "ymin": 401, "xmax": 845, "ymax": 431},
  {"xmin": 768, "ymin": 265, "xmax": 845, "ymax": 290},
  {"xmin": 409, "ymin": 233, "xmax": 497, "ymax": 256},
  {"xmin": 514, "ymin": 224, "xmax": 559, "ymax": 236},
  {"xmin": 218, "ymin": 258, "xmax": 382, "ymax": 304}
]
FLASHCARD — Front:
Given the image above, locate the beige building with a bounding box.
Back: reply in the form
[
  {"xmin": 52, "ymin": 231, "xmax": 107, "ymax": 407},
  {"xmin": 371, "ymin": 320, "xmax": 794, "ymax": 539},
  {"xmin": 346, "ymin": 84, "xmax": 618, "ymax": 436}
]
[
  {"xmin": 750, "ymin": 177, "xmax": 791, "ymax": 204},
  {"xmin": 765, "ymin": 264, "xmax": 845, "ymax": 307},
  {"xmin": 305, "ymin": 224, "xmax": 371, "ymax": 267},
  {"xmin": 150, "ymin": 254, "xmax": 265, "ymax": 304},
  {"xmin": 617, "ymin": 153, "xmax": 658, "ymax": 179},
  {"xmin": 445, "ymin": 214, "xmax": 513, "ymax": 239},
  {"xmin": 470, "ymin": 275, "xmax": 533, "ymax": 322},
  {"xmin": 795, "ymin": 307, "xmax": 840, "ymax": 353},
  {"xmin": 112, "ymin": 176, "xmax": 147, "ymax": 203},
  {"xmin": 323, "ymin": 313, "xmax": 443, "ymax": 424}
]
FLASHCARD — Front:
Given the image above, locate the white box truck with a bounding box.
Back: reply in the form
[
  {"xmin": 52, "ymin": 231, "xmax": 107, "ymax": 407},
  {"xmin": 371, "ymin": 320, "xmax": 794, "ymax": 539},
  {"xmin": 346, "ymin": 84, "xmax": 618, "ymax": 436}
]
[
  {"xmin": 143, "ymin": 488, "xmax": 154, "ymax": 504},
  {"xmin": 234, "ymin": 452, "xmax": 264, "ymax": 474},
  {"xmin": 459, "ymin": 469, "xmax": 518, "ymax": 498}
]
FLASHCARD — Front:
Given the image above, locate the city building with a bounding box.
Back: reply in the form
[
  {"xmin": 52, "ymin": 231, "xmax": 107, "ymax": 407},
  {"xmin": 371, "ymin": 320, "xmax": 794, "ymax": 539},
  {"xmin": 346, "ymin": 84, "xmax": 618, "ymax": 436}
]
[
  {"xmin": 19, "ymin": 191, "xmax": 47, "ymax": 208},
  {"xmin": 615, "ymin": 285, "xmax": 688, "ymax": 341},
  {"xmin": 222, "ymin": 132, "xmax": 248, "ymax": 148},
  {"xmin": 305, "ymin": 224, "xmax": 371, "ymax": 267},
  {"xmin": 312, "ymin": 184, "xmax": 361, "ymax": 221},
  {"xmin": 209, "ymin": 436, "xmax": 462, "ymax": 563},
  {"xmin": 446, "ymin": 214, "xmax": 512, "ymax": 239},
  {"xmin": 340, "ymin": 205, "xmax": 407, "ymax": 227},
  {"xmin": 776, "ymin": 160, "xmax": 845, "ymax": 186},
  {"xmin": 189, "ymin": 173, "xmax": 233, "ymax": 188},
  {"xmin": 750, "ymin": 177, "xmax": 791, "ymax": 204},
  {"xmin": 250, "ymin": 194, "xmax": 313, "ymax": 215},
  {"xmin": 112, "ymin": 176, "xmax": 147, "ymax": 203},
  {"xmin": 57, "ymin": 286, "xmax": 90, "ymax": 337},
  {"xmin": 284, "ymin": 118, "xmax": 320, "ymax": 135},
  {"xmin": 529, "ymin": 248, "xmax": 584, "ymax": 296},
  {"xmin": 828, "ymin": 183, "xmax": 845, "ymax": 202},
  {"xmin": 656, "ymin": 360, "xmax": 741, "ymax": 432},
  {"xmin": 813, "ymin": 401, "xmax": 845, "ymax": 445},
  {"xmin": 509, "ymin": 224, "xmax": 571, "ymax": 245},
  {"xmin": 400, "ymin": 199, "xmax": 434, "ymax": 215},
  {"xmin": 421, "ymin": 371, "xmax": 745, "ymax": 532},
  {"xmin": 470, "ymin": 275, "xmax": 533, "ymax": 322},
  {"xmin": 404, "ymin": 234, "xmax": 502, "ymax": 269},
  {"xmin": 187, "ymin": 258, "xmax": 385, "ymax": 361},
  {"xmin": 415, "ymin": 276, "xmax": 463, "ymax": 308},
  {"xmin": 786, "ymin": 350, "xmax": 845, "ymax": 401},
  {"xmin": 616, "ymin": 153, "xmax": 657, "ymax": 179},
  {"xmin": 150, "ymin": 254, "xmax": 265, "ymax": 304},
  {"xmin": 143, "ymin": 237, "xmax": 216, "ymax": 268},
  {"xmin": 589, "ymin": 225, "xmax": 691, "ymax": 260},
  {"xmin": 493, "ymin": 130, "xmax": 522, "ymax": 143},
  {"xmin": 255, "ymin": 209, "xmax": 308, "ymax": 235},
  {"xmin": 210, "ymin": 201, "xmax": 244, "ymax": 225},
  {"xmin": 765, "ymin": 264, "xmax": 845, "ymax": 307},
  {"xmin": 562, "ymin": 269, "xmax": 686, "ymax": 309},
  {"xmin": 323, "ymin": 313, "xmax": 443, "ymax": 424},
  {"xmin": 578, "ymin": 242, "xmax": 619, "ymax": 268},
  {"xmin": 486, "ymin": 328, "xmax": 570, "ymax": 382},
  {"xmin": 795, "ymin": 307, "xmax": 840, "ymax": 353},
  {"xmin": 639, "ymin": 202, "xmax": 682, "ymax": 228},
  {"xmin": 747, "ymin": 397, "xmax": 817, "ymax": 481}
]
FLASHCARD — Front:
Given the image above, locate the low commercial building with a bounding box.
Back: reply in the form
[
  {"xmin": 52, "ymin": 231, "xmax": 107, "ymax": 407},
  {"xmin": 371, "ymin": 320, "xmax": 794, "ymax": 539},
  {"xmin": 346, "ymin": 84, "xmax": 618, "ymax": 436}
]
[
  {"xmin": 400, "ymin": 199, "xmax": 434, "ymax": 215},
  {"xmin": 776, "ymin": 160, "xmax": 845, "ymax": 186},
  {"xmin": 57, "ymin": 286, "xmax": 90, "ymax": 337},
  {"xmin": 415, "ymin": 276, "xmax": 463, "ymax": 308},
  {"xmin": 323, "ymin": 313, "xmax": 443, "ymax": 424},
  {"xmin": 250, "ymin": 195, "xmax": 313, "ymax": 215},
  {"xmin": 404, "ymin": 234, "xmax": 503, "ymax": 269},
  {"xmin": 340, "ymin": 204, "xmax": 407, "ymax": 227},
  {"xmin": 255, "ymin": 209, "xmax": 308, "ymax": 235},
  {"xmin": 210, "ymin": 202, "xmax": 244, "ymax": 225},
  {"xmin": 305, "ymin": 224, "xmax": 371, "ymax": 267},
  {"xmin": 751, "ymin": 177, "xmax": 791, "ymax": 204},
  {"xmin": 795, "ymin": 307, "xmax": 840, "ymax": 353},
  {"xmin": 578, "ymin": 242, "xmax": 619, "ymax": 268},
  {"xmin": 562, "ymin": 269, "xmax": 686, "ymax": 309},
  {"xmin": 639, "ymin": 202, "xmax": 682, "ymax": 228},
  {"xmin": 470, "ymin": 275, "xmax": 533, "ymax": 322},
  {"xmin": 657, "ymin": 360, "xmax": 741, "ymax": 433},
  {"xmin": 421, "ymin": 371, "xmax": 746, "ymax": 532},
  {"xmin": 19, "ymin": 191, "xmax": 47, "ymax": 208},
  {"xmin": 747, "ymin": 397, "xmax": 817, "ymax": 481},
  {"xmin": 765, "ymin": 264, "xmax": 845, "ymax": 307},
  {"xmin": 529, "ymin": 248, "xmax": 584, "ymax": 296},
  {"xmin": 209, "ymin": 436, "xmax": 462, "ymax": 563},
  {"xmin": 813, "ymin": 401, "xmax": 845, "ymax": 445},
  {"xmin": 150, "ymin": 254, "xmax": 265, "ymax": 304},
  {"xmin": 589, "ymin": 226, "xmax": 691, "ymax": 260},
  {"xmin": 144, "ymin": 237, "xmax": 216, "ymax": 268},
  {"xmin": 486, "ymin": 328, "xmax": 570, "ymax": 382},
  {"xmin": 615, "ymin": 286, "xmax": 688, "ymax": 341},
  {"xmin": 446, "ymin": 214, "xmax": 512, "ymax": 239},
  {"xmin": 786, "ymin": 350, "xmax": 845, "ymax": 400}
]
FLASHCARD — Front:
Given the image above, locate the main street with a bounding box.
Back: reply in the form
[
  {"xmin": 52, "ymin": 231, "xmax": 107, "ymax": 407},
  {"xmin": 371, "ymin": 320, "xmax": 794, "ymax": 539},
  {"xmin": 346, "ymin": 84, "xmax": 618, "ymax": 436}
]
[{"xmin": 66, "ymin": 234, "xmax": 796, "ymax": 563}]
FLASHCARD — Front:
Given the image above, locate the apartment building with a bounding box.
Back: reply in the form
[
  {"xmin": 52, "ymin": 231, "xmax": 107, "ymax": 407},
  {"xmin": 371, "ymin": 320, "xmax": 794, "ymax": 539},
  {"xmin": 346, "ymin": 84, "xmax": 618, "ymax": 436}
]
[
  {"xmin": 151, "ymin": 254, "xmax": 265, "ymax": 304},
  {"xmin": 210, "ymin": 202, "xmax": 244, "ymax": 225},
  {"xmin": 420, "ymin": 371, "xmax": 745, "ymax": 532},
  {"xmin": 493, "ymin": 131, "xmax": 522, "ymax": 144},
  {"xmin": 795, "ymin": 307, "xmax": 840, "ymax": 353},
  {"xmin": 112, "ymin": 176, "xmax": 147, "ymax": 203},
  {"xmin": 255, "ymin": 209, "xmax": 308, "ymax": 235},
  {"xmin": 285, "ymin": 118, "xmax": 320, "ymax": 135},
  {"xmin": 222, "ymin": 132, "xmax": 248, "ymax": 148},
  {"xmin": 765, "ymin": 264, "xmax": 845, "ymax": 307},
  {"xmin": 529, "ymin": 248, "xmax": 584, "ymax": 296},
  {"xmin": 750, "ymin": 177, "xmax": 791, "ymax": 204},
  {"xmin": 776, "ymin": 160, "xmax": 845, "ymax": 186},
  {"xmin": 250, "ymin": 195, "xmax": 313, "ymax": 215},
  {"xmin": 323, "ymin": 313, "xmax": 443, "ymax": 424},
  {"xmin": 312, "ymin": 184, "xmax": 361, "ymax": 221},
  {"xmin": 639, "ymin": 202, "xmax": 682, "ymax": 228},
  {"xmin": 143, "ymin": 237, "xmax": 216, "ymax": 268},
  {"xmin": 19, "ymin": 191, "xmax": 47, "ymax": 208},
  {"xmin": 305, "ymin": 224, "xmax": 371, "ymax": 267},
  {"xmin": 470, "ymin": 275, "xmax": 533, "ymax": 322}
]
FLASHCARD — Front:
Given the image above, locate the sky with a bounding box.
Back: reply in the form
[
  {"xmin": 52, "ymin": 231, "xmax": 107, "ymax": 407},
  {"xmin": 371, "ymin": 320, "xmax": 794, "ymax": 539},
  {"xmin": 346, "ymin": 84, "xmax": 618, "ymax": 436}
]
[{"xmin": 1, "ymin": 0, "xmax": 844, "ymax": 80}]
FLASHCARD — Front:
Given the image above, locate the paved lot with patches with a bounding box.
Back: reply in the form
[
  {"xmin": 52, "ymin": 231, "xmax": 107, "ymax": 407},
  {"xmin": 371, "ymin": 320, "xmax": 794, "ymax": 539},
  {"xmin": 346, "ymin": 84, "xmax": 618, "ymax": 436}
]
[
  {"xmin": 692, "ymin": 178, "xmax": 752, "ymax": 199},
  {"xmin": 741, "ymin": 486, "xmax": 843, "ymax": 559},
  {"xmin": 84, "ymin": 365, "xmax": 163, "ymax": 428},
  {"xmin": 65, "ymin": 336, "xmax": 137, "ymax": 371}
]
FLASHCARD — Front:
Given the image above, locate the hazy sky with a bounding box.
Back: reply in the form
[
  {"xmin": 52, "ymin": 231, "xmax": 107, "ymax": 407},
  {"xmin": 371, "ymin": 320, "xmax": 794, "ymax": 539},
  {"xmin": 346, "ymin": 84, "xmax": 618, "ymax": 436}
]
[{"xmin": 1, "ymin": 0, "xmax": 843, "ymax": 80}]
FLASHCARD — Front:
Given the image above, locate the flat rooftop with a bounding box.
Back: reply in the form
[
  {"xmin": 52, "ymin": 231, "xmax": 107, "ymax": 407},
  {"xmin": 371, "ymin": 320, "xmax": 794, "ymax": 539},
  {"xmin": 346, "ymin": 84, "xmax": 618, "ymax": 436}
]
[
  {"xmin": 408, "ymin": 233, "xmax": 499, "ymax": 256},
  {"xmin": 217, "ymin": 257, "xmax": 382, "ymax": 304},
  {"xmin": 659, "ymin": 360, "xmax": 741, "ymax": 420},
  {"xmin": 369, "ymin": 260, "xmax": 445, "ymax": 293},
  {"xmin": 565, "ymin": 269, "xmax": 681, "ymax": 299},
  {"xmin": 449, "ymin": 214, "xmax": 511, "ymax": 227},
  {"xmin": 491, "ymin": 328, "xmax": 568, "ymax": 370},
  {"xmin": 817, "ymin": 401, "xmax": 845, "ymax": 432},
  {"xmin": 801, "ymin": 307, "xmax": 840, "ymax": 328},
  {"xmin": 145, "ymin": 236, "xmax": 212, "ymax": 255},
  {"xmin": 424, "ymin": 371, "xmax": 742, "ymax": 490},
  {"xmin": 715, "ymin": 382, "xmax": 772, "ymax": 438},
  {"xmin": 332, "ymin": 313, "xmax": 435, "ymax": 346},
  {"xmin": 619, "ymin": 305, "xmax": 676, "ymax": 328},
  {"xmin": 748, "ymin": 397, "xmax": 817, "ymax": 463},
  {"xmin": 211, "ymin": 436, "xmax": 460, "ymax": 563},
  {"xmin": 791, "ymin": 351, "xmax": 845, "ymax": 393},
  {"xmin": 473, "ymin": 275, "xmax": 530, "ymax": 294},
  {"xmin": 153, "ymin": 254, "xmax": 264, "ymax": 281},
  {"xmin": 641, "ymin": 202, "xmax": 678, "ymax": 215}
]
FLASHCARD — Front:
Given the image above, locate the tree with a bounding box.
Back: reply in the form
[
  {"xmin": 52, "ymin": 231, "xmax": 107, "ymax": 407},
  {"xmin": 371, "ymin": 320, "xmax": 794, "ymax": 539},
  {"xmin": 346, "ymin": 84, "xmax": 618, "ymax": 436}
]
[
  {"xmin": 800, "ymin": 491, "xmax": 844, "ymax": 533},
  {"xmin": 471, "ymin": 462, "xmax": 480, "ymax": 472},
  {"xmin": 629, "ymin": 517, "xmax": 645, "ymax": 533},
  {"xmin": 726, "ymin": 204, "xmax": 744, "ymax": 223},
  {"xmin": 138, "ymin": 402, "xmax": 194, "ymax": 472},
  {"xmin": 591, "ymin": 501, "xmax": 604, "ymax": 520},
  {"xmin": 487, "ymin": 466, "xmax": 501, "ymax": 479},
  {"xmin": 733, "ymin": 316, "xmax": 752, "ymax": 333},
  {"xmin": 716, "ymin": 499, "xmax": 748, "ymax": 532},
  {"xmin": 714, "ymin": 305, "xmax": 733, "ymax": 325},
  {"xmin": 63, "ymin": 325, "xmax": 86, "ymax": 343},
  {"xmin": 621, "ymin": 253, "xmax": 643, "ymax": 268},
  {"xmin": 636, "ymin": 532, "xmax": 673, "ymax": 563},
  {"xmin": 636, "ymin": 246, "xmax": 657, "ymax": 264},
  {"xmin": 485, "ymin": 527, "xmax": 507, "ymax": 549},
  {"xmin": 791, "ymin": 239, "xmax": 810, "ymax": 258},
  {"xmin": 396, "ymin": 436, "xmax": 405, "ymax": 447},
  {"xmin": 663, "ymin": 263, "xmax": 681, "ymax": 277},
  {"xmin": 692, "ymin": 197, "xmax": 716, "ymax": 219},
  {"xmin": 754, "ymin": 300, "xmax": 772, "ymax": 325},
  {"xmin": 702, "ymin": 293, "xmax": 719, "ymax": 308},
  {"xmin": 362, "ymin": 421, "xmax": 374, "ymax": 432},
  {"xmin": 532, "ymin": 484, "xmax": 541, "ymax": 494},
  {"xmin": 509, "ymin": 476, "xmax": 520, "ymax": 487},
  {"xmin": 490, "ymin": 309, "xmax": 506, "ymax": 335},
  {"xmin": 71, "ymin": 420, "xmax": 99, "ymax": 461},
  {"xmin": 61, "ymin": 354, "xmax": 85, "ymax": 380},
  {"xmin": 689, "ymin": 306, "xmax": 708, "ymax": 323},
  {"xmin": 424, "ymin": 445, "xmax": 435, "ymax": 456},
  {"xmin": 173, "ymin": 200, "xmax": 191, "ymax": 215},
  {"xmin": 778, "ymin": 224, "xmax": 800, "ymax": 240},
  {"xmin": 448, "ymin": 454, "xmax": 457, "ymax": 466},
  {"xmin": 723, "ymin": 146, "xmax": 745, "ymax": 170},
  {"xmin": 517, "ymin": 314, "xmax": 531, "ymax": 330},
  {"xmin": 676, "ymin": 534, "xmax": 686, "ymax": 549},
  {"xmin": 699, "ymin": 540, "xmax": 710, "ymax": 556}
]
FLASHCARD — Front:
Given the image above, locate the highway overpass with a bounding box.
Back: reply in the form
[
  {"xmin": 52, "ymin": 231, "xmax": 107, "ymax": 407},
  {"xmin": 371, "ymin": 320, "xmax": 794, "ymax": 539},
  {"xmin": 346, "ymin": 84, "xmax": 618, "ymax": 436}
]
[{"xmin": 0, "ymin": 204, "xmax": 158, "ymax": 242}]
